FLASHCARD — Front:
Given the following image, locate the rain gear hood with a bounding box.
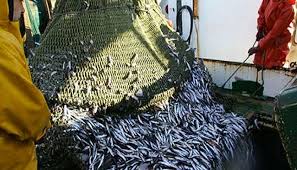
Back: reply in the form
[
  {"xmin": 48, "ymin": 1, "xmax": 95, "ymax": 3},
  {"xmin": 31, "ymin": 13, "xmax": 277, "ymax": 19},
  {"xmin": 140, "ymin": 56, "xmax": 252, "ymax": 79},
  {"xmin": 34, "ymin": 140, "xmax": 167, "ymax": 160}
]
[{"xmin": 0, "ymin": 0, "xmax": 23, "ymax": 44}]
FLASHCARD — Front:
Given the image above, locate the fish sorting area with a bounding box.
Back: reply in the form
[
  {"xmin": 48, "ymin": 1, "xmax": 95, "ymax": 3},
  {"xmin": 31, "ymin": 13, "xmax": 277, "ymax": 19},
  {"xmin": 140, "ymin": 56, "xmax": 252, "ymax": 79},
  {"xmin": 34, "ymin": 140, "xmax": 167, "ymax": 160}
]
[{"xmin": 31, "ymin": 0, "xmax": 257, "ymax": 169}]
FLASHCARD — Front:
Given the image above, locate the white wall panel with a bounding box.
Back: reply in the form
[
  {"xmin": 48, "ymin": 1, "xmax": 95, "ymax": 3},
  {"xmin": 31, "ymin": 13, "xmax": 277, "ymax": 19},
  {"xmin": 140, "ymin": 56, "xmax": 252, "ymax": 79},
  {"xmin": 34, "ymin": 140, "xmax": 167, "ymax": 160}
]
[{"xmin": 199, "ymin": 0, "xmax": 261, "ymax": 63}]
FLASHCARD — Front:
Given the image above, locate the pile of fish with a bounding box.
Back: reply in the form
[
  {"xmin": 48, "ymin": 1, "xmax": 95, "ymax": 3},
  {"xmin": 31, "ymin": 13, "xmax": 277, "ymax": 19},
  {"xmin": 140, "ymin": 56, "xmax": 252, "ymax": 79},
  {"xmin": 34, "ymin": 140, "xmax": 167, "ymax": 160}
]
[{"xmin": 51, "ymin": 60, "xmax": 252, "ymax": 170}]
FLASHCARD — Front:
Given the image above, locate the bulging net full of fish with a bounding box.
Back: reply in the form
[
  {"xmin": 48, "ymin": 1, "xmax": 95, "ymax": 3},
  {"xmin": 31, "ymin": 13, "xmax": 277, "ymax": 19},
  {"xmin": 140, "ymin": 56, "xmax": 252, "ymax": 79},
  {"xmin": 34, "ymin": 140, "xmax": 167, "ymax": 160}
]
[
  {"xmin": 30, "ymin": 0, "xmax": 254, "ymax": 169},
  {"xmin": 30, "ymin": 0, "xmax": 194, "ymax": 114},
  {"xmin": 42, "ymin": 61, "xmax": 254, "ymax": 170}
]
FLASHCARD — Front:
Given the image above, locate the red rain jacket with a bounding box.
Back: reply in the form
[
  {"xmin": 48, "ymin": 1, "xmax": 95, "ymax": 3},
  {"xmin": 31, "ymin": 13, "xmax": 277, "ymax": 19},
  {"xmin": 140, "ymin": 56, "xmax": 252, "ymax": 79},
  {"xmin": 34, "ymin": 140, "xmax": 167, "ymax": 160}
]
[{"xmin": 254, "ymin": 0, "xmax": 295, "ymax": 69}]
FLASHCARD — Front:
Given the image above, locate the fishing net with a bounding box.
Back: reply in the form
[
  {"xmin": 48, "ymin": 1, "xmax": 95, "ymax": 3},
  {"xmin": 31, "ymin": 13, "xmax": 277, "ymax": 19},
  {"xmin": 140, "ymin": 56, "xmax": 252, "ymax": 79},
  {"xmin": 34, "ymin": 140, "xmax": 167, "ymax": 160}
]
[
  {"xmin": 30, "ymin": 0, "xmax": 253, "ymax": 169},
  {"xmin": 37, "ymin": 61, "xmax": 253, "ymax": 170},
  {"xmin": 30, "ymin": 0, "xmax": 194, "ymax": 114}
]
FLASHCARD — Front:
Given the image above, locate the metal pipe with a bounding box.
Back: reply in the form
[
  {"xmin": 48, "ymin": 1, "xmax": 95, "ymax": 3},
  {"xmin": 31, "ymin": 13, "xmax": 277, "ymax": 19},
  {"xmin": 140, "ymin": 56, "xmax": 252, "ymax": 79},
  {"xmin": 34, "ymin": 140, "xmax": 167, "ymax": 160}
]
[{"xmin": 221, "ymin": 40, "xmax": 257, "ymax": 88}]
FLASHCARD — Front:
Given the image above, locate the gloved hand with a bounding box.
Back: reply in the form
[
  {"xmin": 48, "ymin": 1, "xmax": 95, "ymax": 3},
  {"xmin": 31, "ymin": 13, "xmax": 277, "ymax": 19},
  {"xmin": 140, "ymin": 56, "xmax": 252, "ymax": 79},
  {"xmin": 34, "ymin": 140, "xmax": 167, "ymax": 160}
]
[
  {"xmin": 256, "ymin": 29, "xmax": 265, "ymax": 41},
  {"xmin": 248, "ymin": 46, "xmax": 259, "ymax": 56}
]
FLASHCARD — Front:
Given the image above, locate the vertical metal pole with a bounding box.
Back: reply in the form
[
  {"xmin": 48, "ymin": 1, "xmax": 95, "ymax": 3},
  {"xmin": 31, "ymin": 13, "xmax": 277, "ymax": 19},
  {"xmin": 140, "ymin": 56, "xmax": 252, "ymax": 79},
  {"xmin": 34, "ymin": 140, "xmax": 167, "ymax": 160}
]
[
  {"xmin": 43, "ymin": 0, "xmax": 52, "ymax": 20},
  {"xmin": 193, "ymin": 0, "xmax": 198, "ymax": 18},
  {"xmin": 177, "ymin": 0, "xmax": 183, "ymax": 35}
]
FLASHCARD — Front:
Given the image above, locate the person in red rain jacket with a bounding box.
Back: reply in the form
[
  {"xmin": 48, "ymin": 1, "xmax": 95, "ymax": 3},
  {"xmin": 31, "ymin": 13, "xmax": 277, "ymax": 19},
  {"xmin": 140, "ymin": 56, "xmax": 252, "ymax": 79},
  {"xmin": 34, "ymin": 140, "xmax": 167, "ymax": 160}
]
[{"xmin": 248, "ymin": 0, "xmax": 295, "ymax": 69}]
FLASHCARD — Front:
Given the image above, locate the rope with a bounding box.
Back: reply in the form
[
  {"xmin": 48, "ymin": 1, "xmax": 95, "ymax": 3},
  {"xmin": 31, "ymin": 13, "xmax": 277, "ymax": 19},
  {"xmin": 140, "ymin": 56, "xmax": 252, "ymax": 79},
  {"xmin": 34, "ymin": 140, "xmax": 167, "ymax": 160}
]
[{"xmin": 221, "ymin": 40, "xmax": 257, "ymax": 88}]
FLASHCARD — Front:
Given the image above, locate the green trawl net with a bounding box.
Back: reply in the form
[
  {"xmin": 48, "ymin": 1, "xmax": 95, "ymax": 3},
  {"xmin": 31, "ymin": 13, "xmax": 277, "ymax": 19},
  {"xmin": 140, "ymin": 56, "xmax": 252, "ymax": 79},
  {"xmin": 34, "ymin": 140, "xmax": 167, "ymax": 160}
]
[{"xmin": 30, "ymin": 0, "xmax": 195, "ymax": 114}]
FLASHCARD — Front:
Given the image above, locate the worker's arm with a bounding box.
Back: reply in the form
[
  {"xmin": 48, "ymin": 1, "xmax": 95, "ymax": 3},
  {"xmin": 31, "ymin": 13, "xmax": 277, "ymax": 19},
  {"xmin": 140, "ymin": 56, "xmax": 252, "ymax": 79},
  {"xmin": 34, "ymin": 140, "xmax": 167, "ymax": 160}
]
[
  {"xmin": 257, "ymin": 0, "xmax": 269, "ymax": 30},
  {"xmin": 0, "ymin": 31, "xmax": 51, "ymax": 142},
  {"xmin": 259, "ymin": 6, "xmax": 294, "ymax": 49}
]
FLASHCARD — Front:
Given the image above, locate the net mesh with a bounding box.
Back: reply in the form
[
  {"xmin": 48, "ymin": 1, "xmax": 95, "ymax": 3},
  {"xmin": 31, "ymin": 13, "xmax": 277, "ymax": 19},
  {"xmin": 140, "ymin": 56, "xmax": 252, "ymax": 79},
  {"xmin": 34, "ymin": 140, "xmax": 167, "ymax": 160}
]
[{"xmin": 30, "ymin": 0, "xmax": 195, "ymax": 114}]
